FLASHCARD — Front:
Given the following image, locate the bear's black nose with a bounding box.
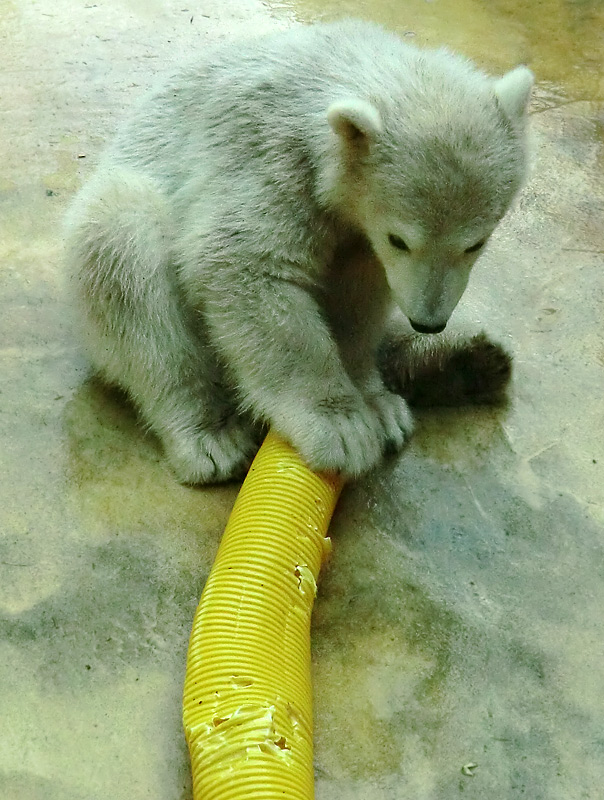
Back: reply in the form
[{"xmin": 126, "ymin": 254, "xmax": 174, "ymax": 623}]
[{"xmin": 409, "ymin": 319, "xmax": 447, "ymax": 334}]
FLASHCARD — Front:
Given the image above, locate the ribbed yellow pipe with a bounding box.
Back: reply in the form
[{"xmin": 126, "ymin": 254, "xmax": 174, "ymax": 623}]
[{"xmin": 183, "ymin": 431, "xmax": 343, "ymax": 800}]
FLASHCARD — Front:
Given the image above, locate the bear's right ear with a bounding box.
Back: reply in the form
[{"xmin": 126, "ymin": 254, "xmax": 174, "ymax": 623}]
[{"xmin": 327, "ymin": 98, "xmax": 382, "ymax": 148}]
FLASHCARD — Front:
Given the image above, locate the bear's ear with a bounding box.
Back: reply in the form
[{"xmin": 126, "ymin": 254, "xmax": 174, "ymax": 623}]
[
  {"xmin": 327, "ymin": 98, "xmax": 382, "ymax": 147},
  {"xmin": 494, "ymin": 66, "xmax": 534, "ymax": 121}
]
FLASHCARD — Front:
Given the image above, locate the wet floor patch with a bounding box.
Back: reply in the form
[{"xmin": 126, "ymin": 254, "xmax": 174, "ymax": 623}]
[
  {"xmin": 310, "ymin": 439, "xmax": 604, "ymax": 797},
  {"xmin": 0, "ymin": 535, "xmax": 203, "ymax": 689}
]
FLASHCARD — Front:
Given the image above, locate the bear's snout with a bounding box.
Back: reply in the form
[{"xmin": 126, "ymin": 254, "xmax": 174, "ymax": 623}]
[{"xmin": 409, "ymin": 320, "xmax": 447, "ymax": 335}]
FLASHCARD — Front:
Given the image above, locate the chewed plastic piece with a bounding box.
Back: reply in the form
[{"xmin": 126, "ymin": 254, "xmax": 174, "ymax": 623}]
[{"xmin": 183, "ymin": 431, "xmax": 343, "ymax": 800}]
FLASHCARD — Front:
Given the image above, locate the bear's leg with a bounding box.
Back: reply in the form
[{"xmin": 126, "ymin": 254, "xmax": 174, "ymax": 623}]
[
  {"xmin": 65, "ymin": 169, "xmax": 259, "ymax": 483},
  {"xmin": 190, "ymin": 254, "xmax": 413, "ymax": 478},
  {"xmin": 378, "ymin": 326, "xmax": 513, "ymax": 408},
  {"xmin": 324, "ymin": 240, "xmax": 414, "ymax": 455}
]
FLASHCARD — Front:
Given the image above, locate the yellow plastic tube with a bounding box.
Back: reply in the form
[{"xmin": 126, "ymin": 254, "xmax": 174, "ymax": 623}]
[{"xmin": 183, "ymin": 430, "xmax": 343, "ymax": 800}]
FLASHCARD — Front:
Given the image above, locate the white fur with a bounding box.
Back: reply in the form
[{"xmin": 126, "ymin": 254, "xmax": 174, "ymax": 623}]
[
  {"xmin": 64, "ymin": 19, "xmax": 532, "ymax": 483},
  {"xmin": 494, "ymin": 66, "xmax": 534, "ymax": 121}
]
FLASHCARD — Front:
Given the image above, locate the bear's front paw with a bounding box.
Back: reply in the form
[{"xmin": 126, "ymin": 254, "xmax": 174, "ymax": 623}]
[
  {"xmin": 453, "ymin": 333, "xmax": 513, "ymax": 404},
  {"xmin": 414, "ymin": 333, "xmax": 512, "ymax": 407},
  {"xmin": 383, "ymin": 332, "xmax": 513, "ymax": 408},
  {"xmin": 365, "ymin": 388, "xmax": 414, "ymax": 456},
  {"xmin": 273, "ymin": 392, "xmax": 390, "ymax": 478}
]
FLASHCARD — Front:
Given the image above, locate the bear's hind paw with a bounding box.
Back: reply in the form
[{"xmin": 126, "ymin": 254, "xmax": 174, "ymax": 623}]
[{"xmin": 163, "ymin": 420, "xmax": 260, "ymax": 485}]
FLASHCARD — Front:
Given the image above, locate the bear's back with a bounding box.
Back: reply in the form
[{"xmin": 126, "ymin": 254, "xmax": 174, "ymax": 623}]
[{"xmin": 106, "ymin": 21, "xmax": 417, "ymax": 189}]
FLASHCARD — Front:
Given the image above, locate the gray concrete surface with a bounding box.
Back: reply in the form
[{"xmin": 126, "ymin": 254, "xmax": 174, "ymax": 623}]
[{"xmin": 1, "ymin": 1, "xmax": 603, "ymax": 799}]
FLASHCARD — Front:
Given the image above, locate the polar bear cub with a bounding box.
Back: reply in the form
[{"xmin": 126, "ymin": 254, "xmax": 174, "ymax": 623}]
[{"xmin": 65, "ymin": 19, "xmax": 533, "ymax": 483}]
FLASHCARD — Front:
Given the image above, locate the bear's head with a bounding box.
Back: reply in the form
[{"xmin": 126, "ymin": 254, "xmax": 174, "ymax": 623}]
[{"xmin": 327, "ymin": 59, "xmax": 534, "ymax": 333}]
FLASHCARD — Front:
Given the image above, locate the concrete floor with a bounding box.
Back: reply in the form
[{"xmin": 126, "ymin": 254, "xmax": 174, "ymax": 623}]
[{"xmin": 1, "ymin": 1, "xmax": 603, "ymax": 798}]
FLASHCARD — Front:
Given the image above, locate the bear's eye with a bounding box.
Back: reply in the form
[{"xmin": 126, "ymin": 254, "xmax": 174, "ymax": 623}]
[
  {"xmin": 465, "ymin": 239, "xmax": 486, "ymax": 254},
  {"xmin": 388, "ymin": 234, "xmax": 409, "ymax": 251}
]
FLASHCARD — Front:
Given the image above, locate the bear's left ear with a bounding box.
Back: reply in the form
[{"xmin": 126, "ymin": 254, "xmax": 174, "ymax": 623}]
[
  {"xmin": 494, "ymin": 66, "xmax": 534, "ymax": 121},
  {"xmin": 327, "ymin": 98, "xmax": 382, "ymax": 148}
]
